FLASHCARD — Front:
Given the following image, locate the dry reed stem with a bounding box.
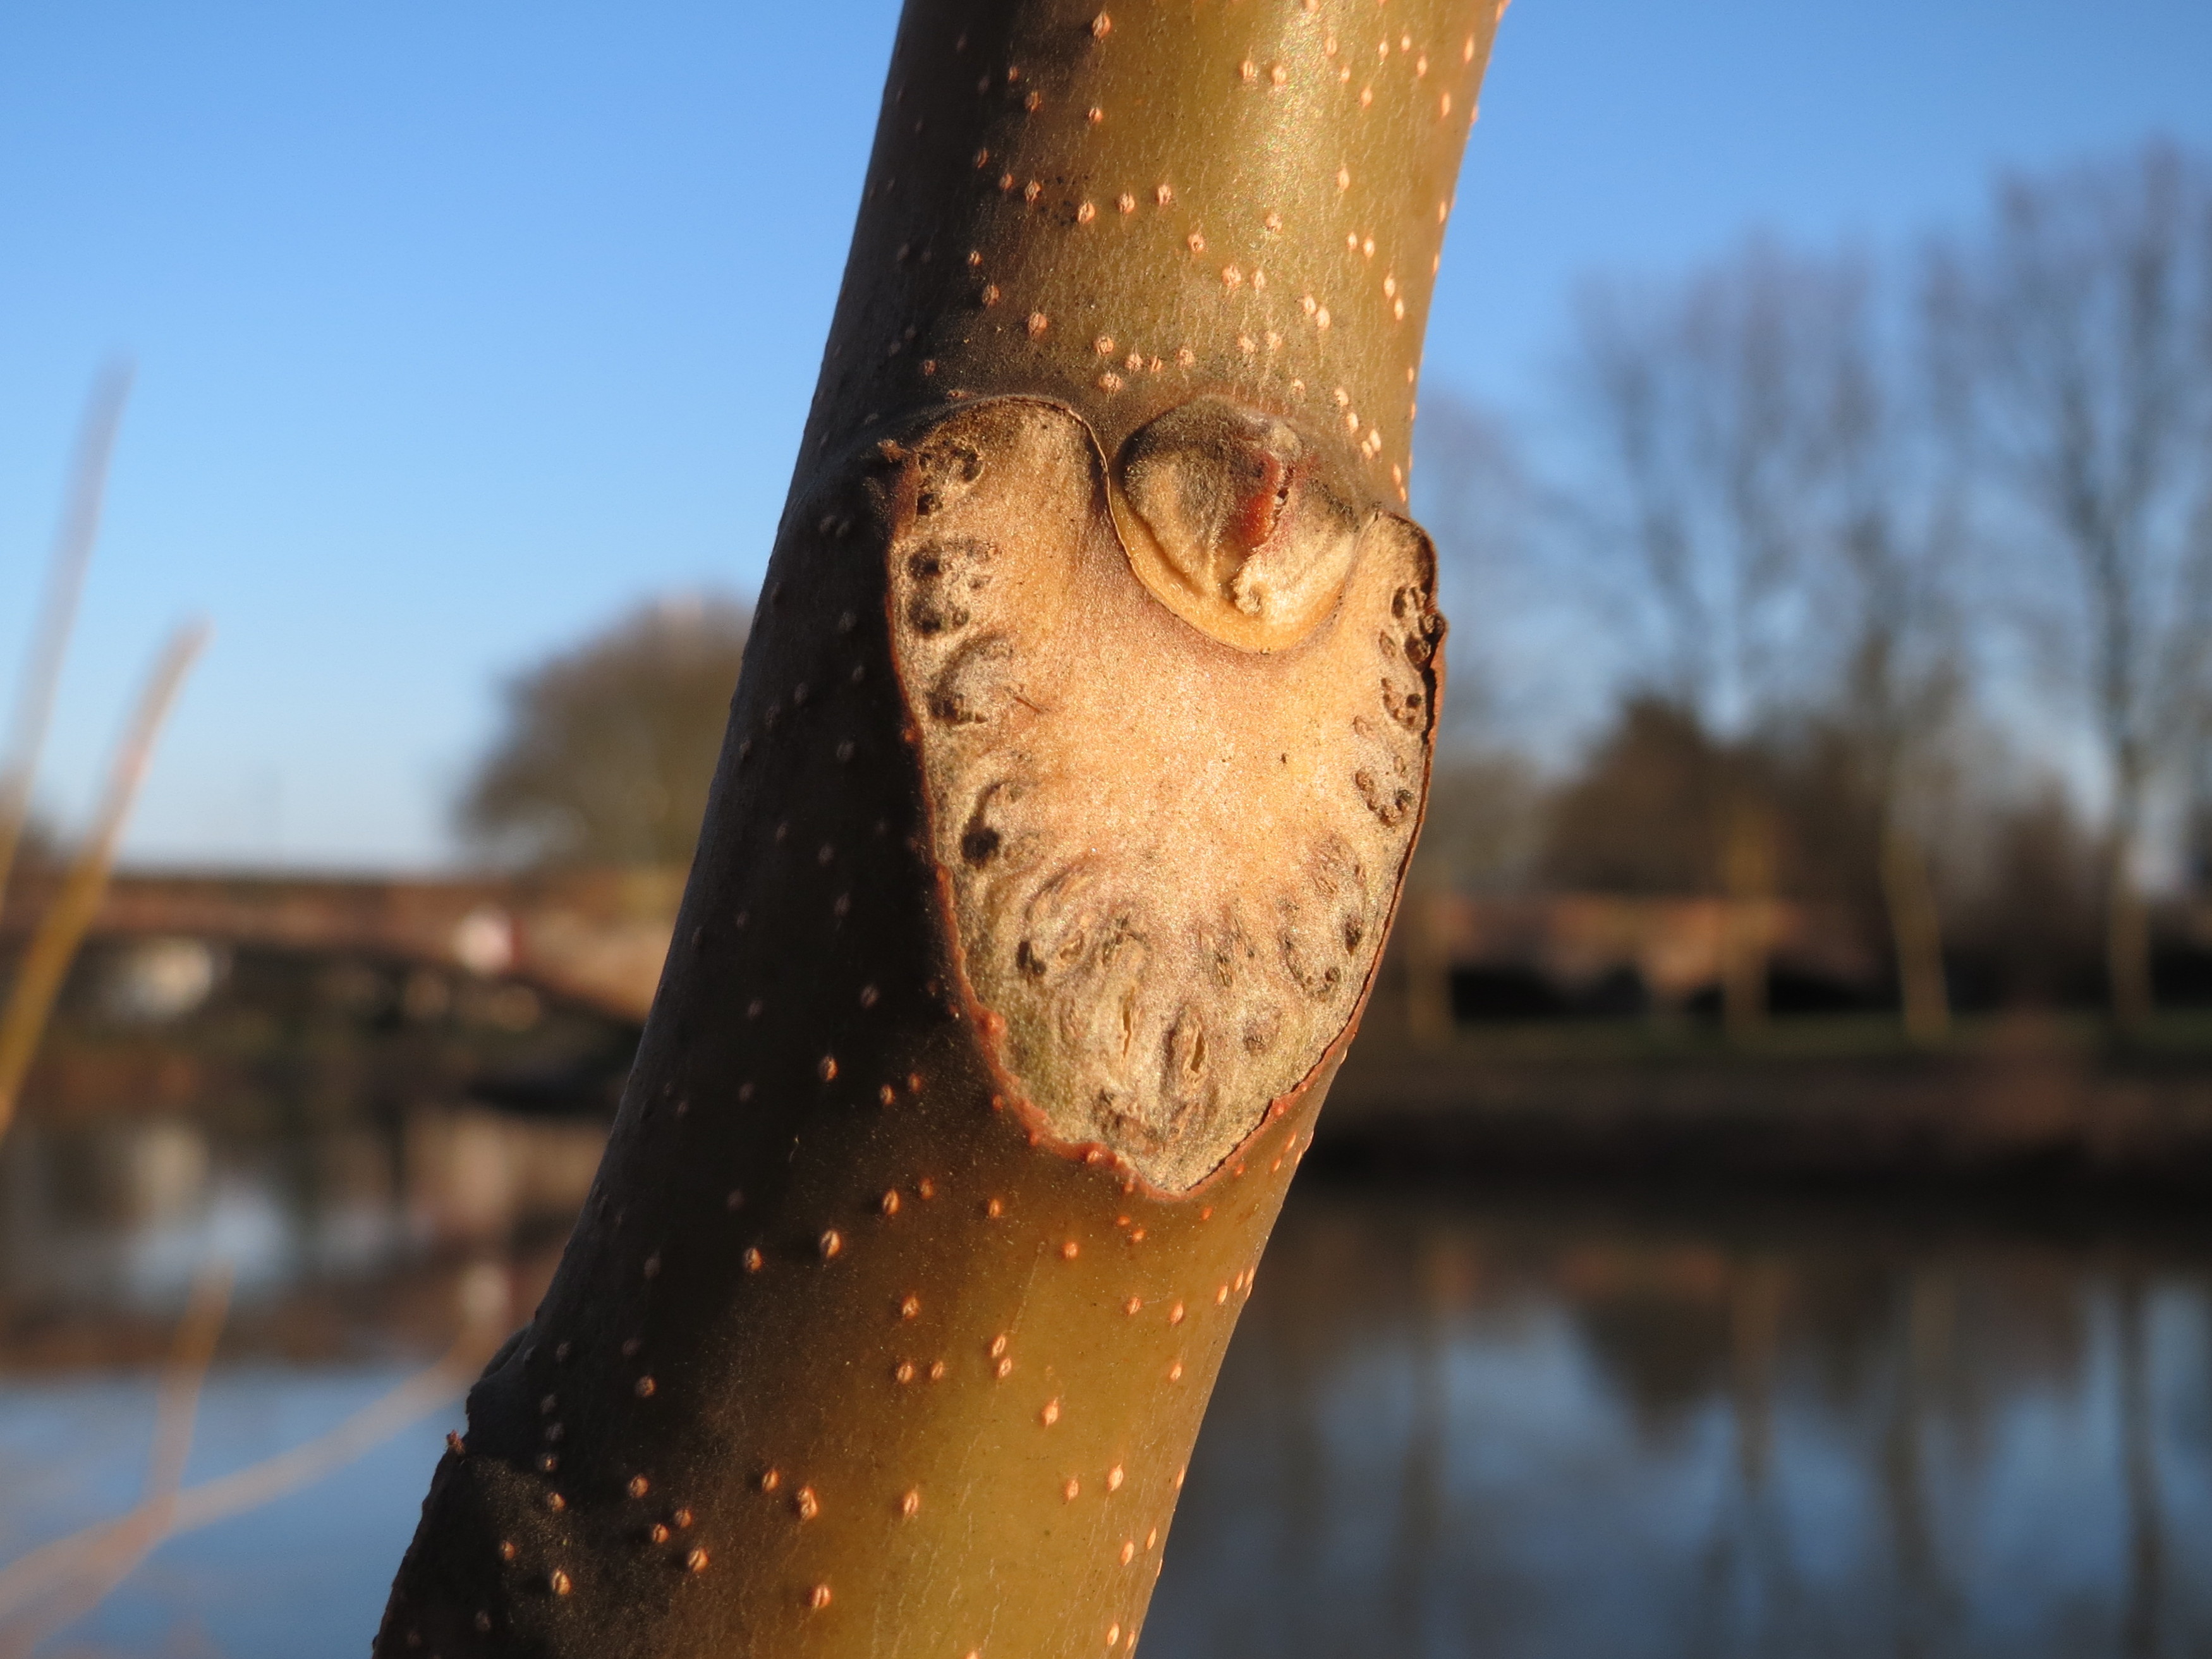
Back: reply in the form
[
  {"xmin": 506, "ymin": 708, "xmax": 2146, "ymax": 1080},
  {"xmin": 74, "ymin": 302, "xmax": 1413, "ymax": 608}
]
[
  {"xmin": 0, "ymin": 620, "xmax": 207, "ymax": 1143},
  {"xmin": 0, "ymin": 365, "xmax": 132, "ymax": 916},
  {"xmin": 0, "ymin": 1266, "xmax": 232, "ymax": 1658},
  {"xmin": 144, "ymin": 1265, "xmax": 234, "ymax": 1518}
]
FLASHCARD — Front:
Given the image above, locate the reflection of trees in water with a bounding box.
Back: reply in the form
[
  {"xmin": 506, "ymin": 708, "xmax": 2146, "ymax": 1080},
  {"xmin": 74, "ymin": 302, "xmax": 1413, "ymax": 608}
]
[
  {"xmin": 1387, "ymin": 1235, "xmax": 1454, "ymax": 1653},
  {"xmin": 1674, "ymin": 1258, "xmax": 1832, "ymax": 1659},
  {"xmin": 1782, "ymin": 1255, "xmax": 1897, "ymax": 1411},
  {"xmin": 1148, "ymin": 1186, "xmax": 2212, "ymax": 1659},
  {"xmin": 1881, "ymin": 1267, "xmax": 1959, "ymax": 1659},
  {"xmin": 1246, "ymin": 1205, "xmax": 1335, "ymax": 1657},
  {"xmin": 1268, "ymin": 1227, "xmax": 1330, "ymax": 1595},
  {"xmin": 1570, "ymin": 1270, "xmax": 1732, "ymax": 1444},
  {"xmin": 1943, "ymin": 1251, "xmax": 2089, "ymax": 1468},
  {"xmin": 2117, "ymin": 1278, "xmax": 2165, "ymax": 1659}
]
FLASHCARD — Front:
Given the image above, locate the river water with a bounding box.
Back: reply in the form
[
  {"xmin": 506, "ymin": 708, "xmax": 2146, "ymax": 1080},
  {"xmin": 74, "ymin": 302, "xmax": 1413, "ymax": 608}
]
[
  {"xmin": 3, "ymin": 1162, "xmax": 2208, "ymax": 1656},
  {"xmin": 1153, "ymin": 1186, "xmax": 2212, "ymax": 1659}
]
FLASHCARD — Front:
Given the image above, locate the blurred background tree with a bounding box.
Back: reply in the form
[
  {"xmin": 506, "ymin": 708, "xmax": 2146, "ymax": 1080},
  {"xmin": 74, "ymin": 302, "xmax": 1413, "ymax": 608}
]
[
  {"xmin": 456, "ymin": 595, "xmax": 750, "ymax": 870},
  {"xmin": 1932, "ymin": 143, "xmax": 2212, "ymax": 1030},
  {"xmin": 1397, "ymin": 138, "xmax": 2212, "ymax": 1037},
  {"xmin": 1554, "ymin": 241, "xmax": 1969, "ymax": 1031}
]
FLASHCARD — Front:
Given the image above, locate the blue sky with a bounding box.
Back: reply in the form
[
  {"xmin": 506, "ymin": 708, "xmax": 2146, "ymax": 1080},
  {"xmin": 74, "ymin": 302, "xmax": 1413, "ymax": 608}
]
[{"xmin": 4, "ymin": 0, "xmax": 2208, "ymax": 869}]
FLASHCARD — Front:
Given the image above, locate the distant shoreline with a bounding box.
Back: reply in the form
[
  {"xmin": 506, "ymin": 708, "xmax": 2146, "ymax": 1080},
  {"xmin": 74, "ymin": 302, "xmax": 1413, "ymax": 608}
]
[{"xmin": 1325, "ymin": 1012, "xmax": 2212, "ymax": 1198}]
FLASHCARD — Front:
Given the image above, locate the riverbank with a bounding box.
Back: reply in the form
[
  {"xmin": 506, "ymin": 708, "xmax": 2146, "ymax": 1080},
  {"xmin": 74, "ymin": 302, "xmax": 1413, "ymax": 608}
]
[{"xmin": 1326, "ymin": 1011, "xmax": 2212, "ymax": 1194}]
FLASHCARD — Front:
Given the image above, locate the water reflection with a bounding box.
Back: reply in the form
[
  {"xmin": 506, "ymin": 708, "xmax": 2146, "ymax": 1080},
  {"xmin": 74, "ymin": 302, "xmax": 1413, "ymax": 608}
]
[
  {"xmin": 0, "ymin": 1114, "xmax": 600, "ymax": 1318},
  {"xmin": 1152, "ymin": 1186, "xmax": 2212, "ymax": 1659},
  {"xmin": 3, "ymin": 1169, "xmax": 2209, "ymax": 1655}
]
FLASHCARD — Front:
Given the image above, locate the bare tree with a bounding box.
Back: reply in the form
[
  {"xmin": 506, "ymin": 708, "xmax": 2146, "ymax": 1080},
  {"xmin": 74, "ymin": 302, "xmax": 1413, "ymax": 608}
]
[
  {"xmin": 1572, "ymin": 241, "xmax": 1949, "ymax": 1031},
  {"xmin": 1571, "ymin": 241, "xmax": 1859, "ymax": 736},
  {"xmin": 1401, "ymin": 392, "xmax": 1547, "ymax": 1037},
  {"xmin": 1936, "ymin": 143, "xmax": 2212, "ymax": 1029},
  {"xmin": 1412, "ymin": 391, "xmax": 1540, "ymax": 746},
  {"xmin": 1818, "ymin": 265, "xmax": 1971, "ymax": 1042}
]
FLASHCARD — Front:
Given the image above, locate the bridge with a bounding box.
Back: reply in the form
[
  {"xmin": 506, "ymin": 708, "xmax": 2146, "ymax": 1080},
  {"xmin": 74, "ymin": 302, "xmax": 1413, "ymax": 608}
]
[
  {"xmin": 3, "ymin": 866, "xmax": 687, "ymax": 1023},
  {"xmin": 3, "ymin": 870, "xmax": 1888, "ymax": 1036}
]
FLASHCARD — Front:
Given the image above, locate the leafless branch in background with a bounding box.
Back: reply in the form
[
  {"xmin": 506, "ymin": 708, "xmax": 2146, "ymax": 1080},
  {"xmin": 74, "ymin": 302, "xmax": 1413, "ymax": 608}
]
[
  {"xmin": 1821, "ymin": 260, "xmax": 1972, "ymax": 1040},
  {"xmin": 1406, "ymin": 392, "xmax": 1552, "ymax": 910},
  {"xmin": 1570, "ymin": 242, "xmax": 1856, "ymax": 734},
  {"xmin": 1413, "ymin": 392, "xmax": 1538, "ymax": 746},
  {"xmin": 0, "ymin": 364, "xmax": 133, "ymax": 915}
]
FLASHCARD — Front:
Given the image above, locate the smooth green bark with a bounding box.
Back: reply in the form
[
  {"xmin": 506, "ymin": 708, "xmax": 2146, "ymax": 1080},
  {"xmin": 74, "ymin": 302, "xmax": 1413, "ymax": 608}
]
[{"xmin": 376, "ymin": 1, "xmax": 1496, "ymax": 1652}]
